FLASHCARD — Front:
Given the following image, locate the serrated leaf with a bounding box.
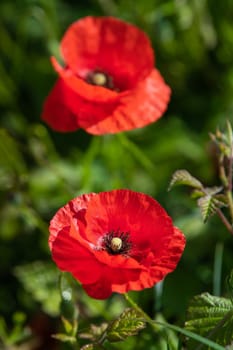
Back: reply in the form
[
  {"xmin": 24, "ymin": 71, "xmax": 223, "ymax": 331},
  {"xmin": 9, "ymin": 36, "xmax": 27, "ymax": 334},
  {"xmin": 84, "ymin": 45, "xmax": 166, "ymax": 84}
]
[
  {"xmin": 185, "ymin": 293, "xmax": 233, "ymax": 349},
  {"xmin": 106, "ymin": 308, "xmax": 146, "ymax": 342},
  {"xmin": 168, "ymin": 170, "xmax": 203, "ymax": 191},
  {"xmin": 214, "ymin": 194, "xmax": 228, "ymax": 205},
  {"xmin": 204, "ymin": 187, "xmax": 223, "ymax": 196},
  {"xmin": 197, "ymin": 195, "xmax": 223, "ymax": 222}
]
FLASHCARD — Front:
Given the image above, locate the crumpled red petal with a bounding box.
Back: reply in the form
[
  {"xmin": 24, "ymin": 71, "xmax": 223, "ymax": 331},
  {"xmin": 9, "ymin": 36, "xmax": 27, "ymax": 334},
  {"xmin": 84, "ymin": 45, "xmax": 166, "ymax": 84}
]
[
  {"xmin": 51, "ymin": 57, "xmax": 119, "ymax": 102},
  {"xmin": 43, "ymin": 64, "xmax": 171, "ymax": 134},
  {"xmin": 148, "ymin": 227, "xmax": 186, "ymax": 281},
  {"xmin": 85, "ymin": 69, "xmax": 171, "ymax": 134},
  {"xmin": 49, "ymin": 193, "xmax": 95, "ymax": 248},
  {"xmin": 51, "ymin": 227, "xmax": 103, "ymax": 285}
]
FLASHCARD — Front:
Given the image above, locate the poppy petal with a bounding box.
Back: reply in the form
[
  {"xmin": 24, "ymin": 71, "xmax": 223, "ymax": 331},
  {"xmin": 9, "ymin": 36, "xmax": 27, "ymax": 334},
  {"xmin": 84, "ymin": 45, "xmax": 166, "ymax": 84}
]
[
  {"xmin": 85, "ymin": 69, "xmax": 171, "ymax": 134},
  {"xmin": 49, "ymin": 193, "xmax": 95, "ymax": 248},
  {"xmin": 82, "ymin": 277, "xmax": 113, "ymax": 300},
  {"xmin": 41, "ymin": 78, "xmax": 79, "ymax": 132},
  {"xmin": 42, "ymin": 16, "xmax": 171, "ymax": 134},
  {"xmin": 51, "ymin": 57, "xmax": 119, "ymax": 102},
  {"xmin": 83, "ymin": 266, "xmax": 142, "ymax": 299},
  {"xmin": 61, "ymin": 16, "xmax": 154, "ymax": 89},
  {"xmin": 85, "ymin": 189, "xmax": 174, "ymax": 255},
  {"xmin": 51, "ymin": 227, "xmax": 103, "ymax": 285},
  {"xmin": 149, "ymin": 227, "xmax": 186, "ymax": 280}
]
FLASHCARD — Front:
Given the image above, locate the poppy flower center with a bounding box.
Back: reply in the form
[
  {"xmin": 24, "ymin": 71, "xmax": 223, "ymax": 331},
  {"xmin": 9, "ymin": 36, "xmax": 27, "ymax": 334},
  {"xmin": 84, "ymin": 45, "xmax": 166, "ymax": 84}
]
[
  {"xmin": 86, "ymin": 70, "xmax": 116, "ymax": 90},
  {"xmin": 102, "ymin": 230, "xmax": 132, "ymax": 256},
  {"xmin": 110, "ymin": 237, "xmax": 122, "ymax": 252}
]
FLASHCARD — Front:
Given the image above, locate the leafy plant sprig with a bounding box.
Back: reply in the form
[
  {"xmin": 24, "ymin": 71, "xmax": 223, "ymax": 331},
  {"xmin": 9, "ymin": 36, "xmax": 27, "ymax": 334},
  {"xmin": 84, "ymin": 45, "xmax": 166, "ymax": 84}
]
[{"xmin": 169, "ymin": 121, "xmax": 233, "ymax": 234}]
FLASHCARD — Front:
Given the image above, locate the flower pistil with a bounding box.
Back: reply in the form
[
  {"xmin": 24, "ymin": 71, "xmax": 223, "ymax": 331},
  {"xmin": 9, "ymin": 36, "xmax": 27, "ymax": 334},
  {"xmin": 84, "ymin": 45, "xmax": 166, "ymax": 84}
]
[
  {"xmin": 86, "ymin": 70, "xmax": 115, "ymax": 90},
  {"xmin": 102, "ymin": 230, "xmax": 132, "ymax": 256}
]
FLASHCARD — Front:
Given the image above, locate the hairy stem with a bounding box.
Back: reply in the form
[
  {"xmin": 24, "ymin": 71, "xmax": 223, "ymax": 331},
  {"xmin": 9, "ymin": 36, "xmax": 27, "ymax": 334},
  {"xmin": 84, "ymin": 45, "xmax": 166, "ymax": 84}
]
[
  {"xmin": 218, "ymin": 152, "xmax": 233, "ymax": 225},
  {"xmin": 226, "ymin": 151, "xmax": 233, "ymax": 222},
  {"xmin": 216, "ymin": 208, "xmax": 233, "ymax": 235},
  {"xmin": 124, "ymin": 293, "xmax": 160, "ymax": 331}
]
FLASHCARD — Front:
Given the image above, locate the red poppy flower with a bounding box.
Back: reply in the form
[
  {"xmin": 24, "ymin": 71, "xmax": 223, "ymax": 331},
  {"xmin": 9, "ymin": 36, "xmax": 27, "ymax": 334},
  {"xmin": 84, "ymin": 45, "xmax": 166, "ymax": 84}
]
[
  {"xmin": 41, "ymin": 16, "xmax": 171, "ymax": 135},
  {"xmin": 49, "ymin": 189, "xmax": 185, "ymax": 299}
]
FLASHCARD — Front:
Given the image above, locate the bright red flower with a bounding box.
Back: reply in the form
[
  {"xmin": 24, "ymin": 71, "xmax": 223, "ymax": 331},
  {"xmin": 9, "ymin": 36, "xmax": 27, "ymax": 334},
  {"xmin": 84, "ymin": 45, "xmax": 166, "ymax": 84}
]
[
  {"xmin": 49, "ymin": 189, "xmax": 185, "ymax": 299},
  {"xmin": 41, "ymin": 16, "xmax": 171, "ymax": 135}
]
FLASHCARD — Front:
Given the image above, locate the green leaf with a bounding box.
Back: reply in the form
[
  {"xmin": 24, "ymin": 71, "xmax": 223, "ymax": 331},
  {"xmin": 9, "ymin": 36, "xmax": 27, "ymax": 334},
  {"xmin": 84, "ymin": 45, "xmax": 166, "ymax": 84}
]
[
  {"xmin": 52, "ymin": 333, "xmax": 76, "ymax": 344},
  {"xmin": 197, "ymin": 195, "xmax": 224, "ymax": 222},
  {"xmin": 168, "ymin": 170, "xmax": 203, "ymax": 191},
  {"xmin": 185, "ymin": 292, "xmax": 233, "ymax": 348},
  {"xmin": 191, "ymin": 189, "xmax": 206, "ymax": 199},
  {"xmin": 106, "ymin": 308, "xmax": 146, "ymax": 342},
  {"xmin": 204, "ymin": 187, "xmax": 223, "ymax": 196},
  {"xmin": 79, "ymin": 323, "xmax": 108, "ymax": 342},
  {"xmin": 191, "ymin": 187, "xmax": 223, "ymax": 200},
  {"xmin": 61, "ymin": 316, "xmax": 74, "ymax": 335}
]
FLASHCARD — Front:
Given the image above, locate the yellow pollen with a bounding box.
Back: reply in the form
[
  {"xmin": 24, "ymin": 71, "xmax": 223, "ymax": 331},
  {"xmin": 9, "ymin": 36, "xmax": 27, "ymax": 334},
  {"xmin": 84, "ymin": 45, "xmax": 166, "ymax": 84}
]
[
  {"xmin": 92, "ymin": 72, "xmax": 107, "ymax": 86},
  {"xmin": 110, "ymin": 237, "xmax": 122, "ymax": 252}
]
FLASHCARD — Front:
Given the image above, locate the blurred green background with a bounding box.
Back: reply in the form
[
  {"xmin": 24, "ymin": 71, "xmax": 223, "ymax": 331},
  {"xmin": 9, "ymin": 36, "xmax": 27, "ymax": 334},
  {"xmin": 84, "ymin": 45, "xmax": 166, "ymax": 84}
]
[{"xmin": 1, "ymin": 0, "xmax": 233, "ymax": 349}]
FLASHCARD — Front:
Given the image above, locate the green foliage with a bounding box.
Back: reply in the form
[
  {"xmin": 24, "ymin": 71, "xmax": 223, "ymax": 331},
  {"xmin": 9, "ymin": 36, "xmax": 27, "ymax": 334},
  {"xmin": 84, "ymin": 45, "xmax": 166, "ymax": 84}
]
[
  {"xmin": 106, "ymin": 308, "xmax": 146, "ymax": 342},
  {"xmin": 185, "ymin": 293, "xmax": 233, "ymax": 349},
  {"xmin": 79, "ymin": 323, "xmax": 108, "ymax": 343},
  {"xmin": 0, "ymin": 312, "xmax": 31, "ymax": 346},
  {"xmin": 1, "ymin": 0, "xmax": 233, "ymax": 349},
  {"xmin": 169, "ymin": 169, "xmax": 227, "ymax": 222},
  {"xmin": 80, "ymin": 344, "xmax": 105, "ymax": 350},
  {"xmin": 14, "ymin": 261, "xmax": 61, "ymax": 317},
  {"xmin": 0, "ymin": 128, "xmax": 26, "ymax": 189},
  {"xmin": 168, "ymin": 169, "xmax": 203, "ymax": 191},
  {"xmin": 197, "ymin": 194, "xmax": 225, "ymax": 223},
  {"xmin": 52, "ymin": 333, "xmax": 77, "ymax": 344}
]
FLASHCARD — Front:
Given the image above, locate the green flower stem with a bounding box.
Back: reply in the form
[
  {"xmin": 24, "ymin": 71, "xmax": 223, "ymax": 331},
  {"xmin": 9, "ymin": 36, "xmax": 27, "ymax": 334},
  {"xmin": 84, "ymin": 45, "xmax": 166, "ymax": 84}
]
[
  {"xmin": 123, "ymin": 293, "xmax": 160, "ymax": 331},
  {"xmin": 124, "ymin": 294, "xmax": 225, "ymax": 350},
  {"xmin": 213, "ymin": 242, "xmax": 224, "ymax": 296},
  {"xmin": 117, "ymin": 133, "xmax": 157, "ymax": 176}
]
